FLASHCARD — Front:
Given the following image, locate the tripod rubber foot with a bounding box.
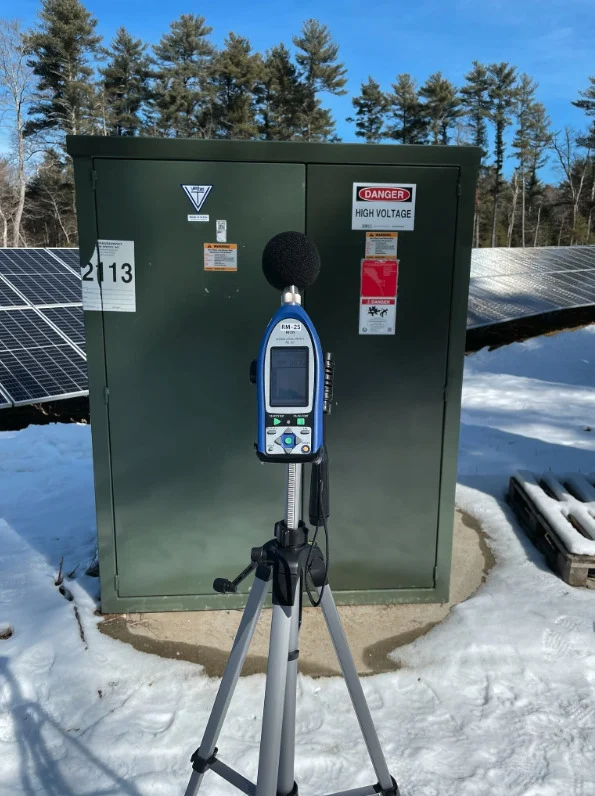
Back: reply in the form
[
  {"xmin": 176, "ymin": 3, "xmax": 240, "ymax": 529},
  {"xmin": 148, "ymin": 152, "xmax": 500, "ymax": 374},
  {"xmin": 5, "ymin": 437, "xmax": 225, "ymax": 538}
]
[
  {"xmin": 374, "ymin": 776, "xmax": 400, "ymax": 796},
  {"xmin": 277, "ymin": 784, "xmax": 298, "ymax": 796}
]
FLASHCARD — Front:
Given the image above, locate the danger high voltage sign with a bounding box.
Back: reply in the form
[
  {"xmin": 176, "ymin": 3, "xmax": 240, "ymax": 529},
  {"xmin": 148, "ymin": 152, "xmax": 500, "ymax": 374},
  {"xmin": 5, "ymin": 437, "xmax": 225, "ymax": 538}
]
[{"xmin": 351, "ymin": 182, "xmax": 417, "ymax": 231}]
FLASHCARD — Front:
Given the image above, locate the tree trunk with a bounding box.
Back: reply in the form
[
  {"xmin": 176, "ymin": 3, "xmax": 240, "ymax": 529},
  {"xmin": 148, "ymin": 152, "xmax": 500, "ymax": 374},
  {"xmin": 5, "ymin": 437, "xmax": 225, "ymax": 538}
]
[
  {"xmin": 507, "ymin": 172, "xmax": 519, "ymax": 247},
  {"xmin": 0, "ymin": 205, "xmax": 7, "ymax": 247},
  {"xmin": 520, "ymin": 166, "xmax": 526, "ymax": 247},
  {"xmin": 533, "ymin": 205, "xmax": 541, "ymax": 247},
  {"xmin": 491, "ymin": 193, "xmax": 498, "ymax": 247},
  {"xmin": 46, "ymin": 187, "xmax": 72, "ymax": 246},
  {"xmin": 12, "ymin": 107, "xmax": 26, "ymax": 247}
]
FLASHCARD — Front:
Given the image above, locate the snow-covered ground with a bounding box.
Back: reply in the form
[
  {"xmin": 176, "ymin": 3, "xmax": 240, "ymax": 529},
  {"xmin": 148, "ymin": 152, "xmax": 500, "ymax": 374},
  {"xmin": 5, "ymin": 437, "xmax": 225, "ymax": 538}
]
[{"xmin": 1, "ymin": 326, "xmax": 595, "ymax": 796}]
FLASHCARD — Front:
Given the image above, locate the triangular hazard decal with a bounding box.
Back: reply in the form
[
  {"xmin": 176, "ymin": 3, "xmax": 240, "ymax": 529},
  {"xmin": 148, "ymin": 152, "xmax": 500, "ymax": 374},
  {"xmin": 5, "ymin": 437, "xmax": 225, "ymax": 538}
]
[{"xmin": 181, "ymin": 184, "xmax": 213, "ymax": 212}]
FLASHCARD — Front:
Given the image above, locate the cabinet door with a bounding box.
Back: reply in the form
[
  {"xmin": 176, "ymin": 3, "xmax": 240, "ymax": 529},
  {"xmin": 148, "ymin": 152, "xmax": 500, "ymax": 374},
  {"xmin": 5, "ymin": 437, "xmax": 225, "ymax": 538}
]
[
  {"xmin": 306, "ymin": 164, "xmax": 459, "ymax": 592},
  {"xmin": 93, "ymin": 159, "xmax": 305, "ymax": 599}
]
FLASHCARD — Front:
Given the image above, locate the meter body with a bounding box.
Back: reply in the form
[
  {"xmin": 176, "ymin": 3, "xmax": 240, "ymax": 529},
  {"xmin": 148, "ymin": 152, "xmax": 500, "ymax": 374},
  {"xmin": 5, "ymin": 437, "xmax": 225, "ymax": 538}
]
[{"xmin": 256, "ymin": 303, "xmax": 324, "ymax": 463}]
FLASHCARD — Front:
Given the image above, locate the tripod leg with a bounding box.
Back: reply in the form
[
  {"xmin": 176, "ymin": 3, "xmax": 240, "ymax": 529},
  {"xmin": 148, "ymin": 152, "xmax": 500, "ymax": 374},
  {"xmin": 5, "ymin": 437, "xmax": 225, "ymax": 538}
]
[
  {"xmin": 319, "ymin": 586, "xmax": 396, "ymax": 793},
  {"xmin": 256, "ymin": 600, "xmax": 294, "ymax": 796},
  {"xmin": 276, "ymin": 581, "xmax": 301, "ymax": 795},
  {"xmin": 184, "ymin": 570, "xmax": 270, "ymax": 796}
]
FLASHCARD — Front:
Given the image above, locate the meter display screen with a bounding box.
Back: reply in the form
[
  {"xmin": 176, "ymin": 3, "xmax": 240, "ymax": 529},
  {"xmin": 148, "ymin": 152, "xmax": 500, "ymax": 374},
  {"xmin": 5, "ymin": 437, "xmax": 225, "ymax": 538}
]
[{"xmin": 270, "ymin": 347, "xmax": 308, "ymax": 407}]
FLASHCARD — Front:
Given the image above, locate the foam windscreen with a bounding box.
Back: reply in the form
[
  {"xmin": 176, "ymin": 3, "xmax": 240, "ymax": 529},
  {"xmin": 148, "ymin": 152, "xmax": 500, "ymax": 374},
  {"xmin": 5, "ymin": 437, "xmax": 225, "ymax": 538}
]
[{"xmin": 262, "ymin": 231, "xmax": 321, "ymax": 290}]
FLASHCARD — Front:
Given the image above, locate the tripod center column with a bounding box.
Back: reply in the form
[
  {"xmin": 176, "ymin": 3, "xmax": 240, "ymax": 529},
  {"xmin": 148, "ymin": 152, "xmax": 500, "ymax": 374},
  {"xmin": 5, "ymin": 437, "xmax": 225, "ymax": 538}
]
[{"xmin": 285, "ymin": 463, "xmax": 303, "ymax": 530}]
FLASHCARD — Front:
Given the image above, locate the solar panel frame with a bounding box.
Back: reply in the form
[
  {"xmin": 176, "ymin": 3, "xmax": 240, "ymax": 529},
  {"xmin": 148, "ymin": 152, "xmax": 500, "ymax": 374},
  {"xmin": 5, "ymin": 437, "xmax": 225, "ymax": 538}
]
[
  {"xmin": 0, "ymin": 249, "xmax": 87, "ymax": 407},
  {"xmin": 5, "ymin": 272, "xmax": 82, "ymax": 307},
  {"xmin": 0, "ymin": 275, "xmax": 30, "ymax": 308},
  {"xmin": 0, "ymin": 248, "xmax": 72, "ymax": 275},
  {"xmin": 0, "ymin": 308, "xmax": 87, "ymax": 406},
  {"xmin": 40, "ymin": 306, "xmax": 86, "ymax": 349},
  {"xmin": 47, "ymin": 248, "xmax": 81, "ymax": 274}
]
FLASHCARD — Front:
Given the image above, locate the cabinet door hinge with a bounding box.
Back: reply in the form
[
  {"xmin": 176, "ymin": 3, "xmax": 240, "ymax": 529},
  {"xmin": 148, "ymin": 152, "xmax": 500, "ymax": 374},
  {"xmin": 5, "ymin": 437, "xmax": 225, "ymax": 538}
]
[
  {"xmin": 433, "ymin": 565, "xmax": 439, "ymax": 585},
  {"xmin": 456, "ymin": 179, "xmax": 461, "ymax": 197},
  {"xmin": 114, "ymin": 574, "xmax": 120, "ymax": 593},
  {"xmin": 103, "ymin": 386, "xmax": 109, "ymax": 405},
  {"xmin": 91, "ymin": 169, "xmax": 97, "ymax": 190}
]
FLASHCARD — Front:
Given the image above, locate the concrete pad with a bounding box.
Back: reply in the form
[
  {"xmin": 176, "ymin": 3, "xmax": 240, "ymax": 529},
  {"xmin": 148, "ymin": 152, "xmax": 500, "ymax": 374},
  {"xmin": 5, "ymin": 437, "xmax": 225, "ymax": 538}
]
[{"xmin": 100, "ymin": 509, "xmax": 494, "ymax": 677}]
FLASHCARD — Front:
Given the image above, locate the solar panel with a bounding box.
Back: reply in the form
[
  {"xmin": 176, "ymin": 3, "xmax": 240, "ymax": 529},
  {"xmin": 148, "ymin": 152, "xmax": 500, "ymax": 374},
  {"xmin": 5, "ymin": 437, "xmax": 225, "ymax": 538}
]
[
  {"xmin": 0, "ymin": 309, "xmax": 87, "ymax": 405},
  {"xmin": 0, "ymin": 248, "xmax": 70, "ymax": 275},
  {"xmin": 40, "ymin": 306, "xmax": 85, "ymax": 348},
  {"xmin": 5, "ymin": 272, "xmax": 82, "ymax": 306},
  {"xmin": 468, "ymin": 246, "xmax": 595, "ymax": 328},
  {"xmin": 0, "ymin": 277, "xmax": 29, "ymax": 308},
  {"xmin": 48, "ymin": 248, "xmax": 81, "ymax": 273}
]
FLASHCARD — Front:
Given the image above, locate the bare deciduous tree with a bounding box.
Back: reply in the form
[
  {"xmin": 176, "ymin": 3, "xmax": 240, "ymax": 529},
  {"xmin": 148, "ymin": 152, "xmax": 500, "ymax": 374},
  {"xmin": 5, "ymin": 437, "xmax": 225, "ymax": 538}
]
[
  {"xmin": 0, "ymin": 19, "xmax": 35, "ymax": 246},
  {"xmin": 552, "ymin": 127, "xmax": 591, "ymax": 245}
]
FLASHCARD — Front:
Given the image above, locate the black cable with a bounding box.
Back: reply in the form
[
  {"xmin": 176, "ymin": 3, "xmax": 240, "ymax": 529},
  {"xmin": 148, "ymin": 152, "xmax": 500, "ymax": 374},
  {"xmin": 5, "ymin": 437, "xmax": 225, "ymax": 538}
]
[{"xmin": 305, "ymin": 473, "xmax": 329, "ymax": 608}]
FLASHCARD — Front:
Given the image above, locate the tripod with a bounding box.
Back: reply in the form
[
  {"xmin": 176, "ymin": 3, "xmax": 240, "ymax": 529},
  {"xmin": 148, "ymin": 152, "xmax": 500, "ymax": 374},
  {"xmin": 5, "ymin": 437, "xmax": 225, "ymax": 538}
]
[{"xmin": 183, "ymin": 461, "xmax": 399, "ymax": 796}]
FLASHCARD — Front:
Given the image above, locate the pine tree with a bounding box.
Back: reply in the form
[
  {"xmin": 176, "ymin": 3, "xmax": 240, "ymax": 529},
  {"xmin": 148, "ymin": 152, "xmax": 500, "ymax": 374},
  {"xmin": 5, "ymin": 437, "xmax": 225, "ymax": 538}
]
[
  {"xmin": 418, "ymin": 71, "xmax": 461, "ymax": 144},
  {"xmin": 209, "ymin": 33, "xmax": 262, "ymax": 139},
  {"xmin": 386, "ymin": 74, "xmax": 427, "ymax": 144},
  {"xmin": 258, "ymin": 44, "xmax": 305, "ymax": 140},
  {"xmin": 347, "ymin": 77, "xmax": 387, "ymax": 143},
  {"xmin": 572, "ymin": 74, "xmax": 595, "ymax": 149},
  {"xmin": 100, "ymin": 27, "xmax": 150, "ymax": 136},
  {"xmin": 150, "ymin": 14, "xmax": 214, "ymax": 138},
  {"xmin": 460, "ymin": 61, "xmax": 490, "ymax": 158},
  {"xmin": 25, "ymin": 0, "xmax": 101, "ymax": 144},
  {"xmin": 487, "ymin": 62, "xmax": 518, "ymax": 246},
  {"xmin": 292, "ymin": 19, "xmax": 347, "ymax": 141},
  {"xmin": 512, "ymin": 76, "xmax": 551, "ymax": 246}
]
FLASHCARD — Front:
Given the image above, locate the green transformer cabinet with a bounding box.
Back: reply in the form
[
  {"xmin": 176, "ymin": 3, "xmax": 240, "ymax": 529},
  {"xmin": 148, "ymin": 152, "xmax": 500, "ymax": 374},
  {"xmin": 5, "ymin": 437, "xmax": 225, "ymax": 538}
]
[{"xmin": 68, "ymin": 137, "xmax": 480, "ymax": 613}]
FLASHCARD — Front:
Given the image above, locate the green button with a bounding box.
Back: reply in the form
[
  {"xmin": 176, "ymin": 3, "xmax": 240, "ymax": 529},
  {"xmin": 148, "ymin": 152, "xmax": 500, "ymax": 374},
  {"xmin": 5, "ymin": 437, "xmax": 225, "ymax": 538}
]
[
  {"xmin": 273, "ymin": 418, "xmax": 281, "ymax": 425},
  {"xmin": 284, "ymin": 436, "xmax": 293, "ymax": 445},
  {"xmin": 296, "ymin": 418, "xmax": 305, "ymax": 426}
]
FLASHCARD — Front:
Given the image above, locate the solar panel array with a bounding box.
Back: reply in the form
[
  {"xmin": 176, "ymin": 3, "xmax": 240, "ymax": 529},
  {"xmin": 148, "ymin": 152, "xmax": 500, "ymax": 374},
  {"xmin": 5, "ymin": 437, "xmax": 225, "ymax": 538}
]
[
  {"xmin": 468, "ymin": 246, "xmax": 595, "ymax": 328},
  {"xmin": 0, "ymin": 248, "xmax": 87, "ymax": 407},
  {"xmin": 1, "ymin": 245, "xmax": 594, "ymax": 407}
]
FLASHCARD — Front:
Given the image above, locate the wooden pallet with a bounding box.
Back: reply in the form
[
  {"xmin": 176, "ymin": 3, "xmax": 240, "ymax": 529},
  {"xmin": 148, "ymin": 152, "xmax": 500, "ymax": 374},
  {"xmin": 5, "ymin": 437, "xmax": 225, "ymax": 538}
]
[{"xmin": 508, "ymin": 473, "xmax": 595, "ymax": 588}]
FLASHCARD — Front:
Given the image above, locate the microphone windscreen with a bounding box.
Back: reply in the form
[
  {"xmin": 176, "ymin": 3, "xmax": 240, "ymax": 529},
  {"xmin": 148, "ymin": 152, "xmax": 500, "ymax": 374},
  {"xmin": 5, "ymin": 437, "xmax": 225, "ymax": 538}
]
[{"xmin": 262, "ymin": 231, "xmax": 321, "ymax": 290}]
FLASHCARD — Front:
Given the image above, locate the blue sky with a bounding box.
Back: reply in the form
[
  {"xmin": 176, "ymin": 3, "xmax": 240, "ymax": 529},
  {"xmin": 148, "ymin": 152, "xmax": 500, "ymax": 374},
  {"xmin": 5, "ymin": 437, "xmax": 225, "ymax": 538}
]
[{"xmin": 7, "ymin": 0, "xmax": 595, "ymax": 182}]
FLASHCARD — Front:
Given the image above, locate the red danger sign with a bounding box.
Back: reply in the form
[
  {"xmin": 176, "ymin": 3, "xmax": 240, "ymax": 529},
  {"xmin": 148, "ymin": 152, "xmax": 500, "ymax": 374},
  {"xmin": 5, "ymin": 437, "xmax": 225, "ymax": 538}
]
[
  {"xmin": 360, "ymin": 259, "xmax": 398, "ymax": 298},
  {"xmin": 357, "ymin": 186, "xmax": 412, "ymax": 202},
  {"xmin": 352, "ymin": 182, "xmax": 416, "ymax": 231}
]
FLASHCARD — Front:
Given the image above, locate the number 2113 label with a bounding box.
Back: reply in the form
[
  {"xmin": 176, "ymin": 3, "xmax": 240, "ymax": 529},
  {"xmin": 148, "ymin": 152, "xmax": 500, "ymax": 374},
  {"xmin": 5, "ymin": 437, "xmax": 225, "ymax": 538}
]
[{"xmin": 81, "ymin": 240, "xmax": 136, "ymax": 312}]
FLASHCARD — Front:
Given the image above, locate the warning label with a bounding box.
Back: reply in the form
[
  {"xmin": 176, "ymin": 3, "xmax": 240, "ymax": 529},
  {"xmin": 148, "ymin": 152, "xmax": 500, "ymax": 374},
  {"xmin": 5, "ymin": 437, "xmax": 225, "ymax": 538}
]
[
  {"xmin": 359, "ymin": 259, "xmax": 398, "ymax": 335},
  {"xmin": 365, "ymin": 231, "xmax": 398, "ymax": 259},
  {"xmin": 352, "ymin": 183, "xmax": 416, "ymax": 231},
  {"xmin": 204, "ymin": 243, "xmax": 237, "ymax": 271},
  {"xmin": 361, "ymin": 259, "xmax": 398, "ymax": 298},
  {"xmin": 359, "ymin": 298, "xmax": 396, "ymax": 335}
]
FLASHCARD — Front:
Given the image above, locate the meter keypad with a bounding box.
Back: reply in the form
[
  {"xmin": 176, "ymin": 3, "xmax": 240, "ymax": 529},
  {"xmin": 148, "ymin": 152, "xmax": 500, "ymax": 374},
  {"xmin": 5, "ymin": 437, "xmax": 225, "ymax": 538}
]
[{"xmin": 266, "ymin": 426, "xmax": 312, "ymax": 455}]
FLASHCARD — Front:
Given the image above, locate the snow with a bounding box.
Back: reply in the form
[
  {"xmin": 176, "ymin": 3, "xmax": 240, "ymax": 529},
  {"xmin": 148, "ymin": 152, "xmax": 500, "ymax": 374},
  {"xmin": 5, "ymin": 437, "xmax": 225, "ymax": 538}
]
[{"xmin": 1, "ymin": 325, "xmax": 595, "ymax": 795}]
